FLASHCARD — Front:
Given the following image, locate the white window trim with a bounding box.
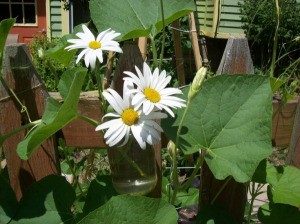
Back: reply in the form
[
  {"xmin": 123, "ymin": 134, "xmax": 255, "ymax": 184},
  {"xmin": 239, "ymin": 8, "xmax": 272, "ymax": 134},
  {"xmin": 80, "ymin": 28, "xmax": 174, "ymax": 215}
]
[{"xmin": 0, "ymin": 0, "xmax": 38, "ymax": 27}]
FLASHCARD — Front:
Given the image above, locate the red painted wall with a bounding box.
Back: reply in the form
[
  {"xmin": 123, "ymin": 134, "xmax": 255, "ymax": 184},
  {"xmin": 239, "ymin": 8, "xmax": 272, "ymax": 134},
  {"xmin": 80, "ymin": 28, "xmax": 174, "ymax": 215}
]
[{"xmin": 9, "ymin": 1, "xmax": 46, "ymax": 44}]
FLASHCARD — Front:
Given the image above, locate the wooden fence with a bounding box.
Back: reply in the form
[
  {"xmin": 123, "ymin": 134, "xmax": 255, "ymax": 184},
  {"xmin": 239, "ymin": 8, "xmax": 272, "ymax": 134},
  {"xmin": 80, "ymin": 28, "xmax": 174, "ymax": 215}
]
[{"xmin": 1, "ymin": 32, "xmax": 299, "ymax": 223}]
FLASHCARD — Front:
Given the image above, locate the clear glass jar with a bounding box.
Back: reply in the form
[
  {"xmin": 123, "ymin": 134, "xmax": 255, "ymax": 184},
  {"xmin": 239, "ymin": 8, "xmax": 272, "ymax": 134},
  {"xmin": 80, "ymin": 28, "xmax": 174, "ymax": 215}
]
[{"xmin": 107, "ymin": 138, "xmax": 157, "ymax": 195}]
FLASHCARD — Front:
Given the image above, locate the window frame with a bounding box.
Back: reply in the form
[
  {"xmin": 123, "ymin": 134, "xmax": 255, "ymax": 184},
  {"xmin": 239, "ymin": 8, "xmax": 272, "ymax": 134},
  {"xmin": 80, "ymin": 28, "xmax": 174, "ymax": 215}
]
[{"xmin": 0, "ymin": 0, "xmax": 38, "ymax": 27}]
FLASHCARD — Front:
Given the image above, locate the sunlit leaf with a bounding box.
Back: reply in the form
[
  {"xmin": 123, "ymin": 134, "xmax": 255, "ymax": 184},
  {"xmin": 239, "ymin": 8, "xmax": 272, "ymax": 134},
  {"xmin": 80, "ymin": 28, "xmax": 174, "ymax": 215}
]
[
  {"xmin": 162, "ymin": 75, "xmax": 273, "ymax": 182},
  {"xmin": 89, "ymin": 0, "xmax": 195, "ymax": 40}
]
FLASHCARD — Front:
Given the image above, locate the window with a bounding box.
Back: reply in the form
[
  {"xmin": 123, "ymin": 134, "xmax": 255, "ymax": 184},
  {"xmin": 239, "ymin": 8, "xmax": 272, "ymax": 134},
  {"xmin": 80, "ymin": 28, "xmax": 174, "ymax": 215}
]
[{"xmin": 0, "ymin": 0, "xmax": 37, "ymax": 25}]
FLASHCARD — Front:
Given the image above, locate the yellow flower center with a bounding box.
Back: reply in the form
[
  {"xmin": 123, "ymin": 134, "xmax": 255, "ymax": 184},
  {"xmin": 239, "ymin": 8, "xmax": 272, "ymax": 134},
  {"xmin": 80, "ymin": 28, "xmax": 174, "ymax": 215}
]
[
  {"xmin": 121, "ymin": 109, "xmax": 139, "ymax": 126},
  {"xmin": 89, "ymin": 41, "xmax": 101, "ymax": 49},
  {"xmin": 144, "ymin": 88, "xmax": 161, "ymax": 103}
]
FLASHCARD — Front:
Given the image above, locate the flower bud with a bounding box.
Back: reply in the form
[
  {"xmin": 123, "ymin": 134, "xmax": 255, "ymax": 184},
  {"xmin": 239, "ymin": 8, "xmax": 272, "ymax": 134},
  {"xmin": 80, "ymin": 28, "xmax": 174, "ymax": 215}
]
[
  {"xmin": 188, "ymin": 67, "xmax": 207, "ymax": 101},
  {"xmin": 38, "ymin": 48, "xmax": 44, "ymax": 59}
]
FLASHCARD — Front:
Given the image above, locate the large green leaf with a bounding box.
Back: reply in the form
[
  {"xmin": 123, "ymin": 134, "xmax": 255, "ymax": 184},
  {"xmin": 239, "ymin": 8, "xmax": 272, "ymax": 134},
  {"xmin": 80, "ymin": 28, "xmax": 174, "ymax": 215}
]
[
  {"xmin": 162, "ymin": 75, "xmax": 273, "ymax": 182},
  {"xmin": 257, "ymin": 202, "xmax": 300, "ymax": 224},
  {"xmin": 267, "ymin": 165, "xmax": 300, "ymax": 207},
  {"xmin": 82, "ymin": 175, "xmax": 117, "ymax": 214},
  {"xmin": 78, "ymin": 195, "xmax": 178, "ymax": 224},
  {"xmin": 11, "ymin": 175, "xmax": 76, "ymax": 224},
  {"xmin": 89, "ymin": 0, "xmax": 195, "ymax": 41},
  {"xmin": 0, "ymin": 18, "xmax": 16, "ymax": 67},
  {"xmin": 17, "ymin": 67, "xmax": 87, "ymax": 159},
  {"xmin": 0, "ymin": 173, "xmax": 18, "ymax": 224}
]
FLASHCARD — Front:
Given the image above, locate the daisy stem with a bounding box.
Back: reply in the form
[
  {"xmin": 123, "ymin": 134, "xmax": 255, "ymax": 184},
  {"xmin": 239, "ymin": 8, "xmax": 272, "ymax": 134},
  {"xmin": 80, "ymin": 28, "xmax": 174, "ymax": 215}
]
[
  {"xmin": 119, "ymin": 147, "xmax": 146, "ymax": 177},
  {"xmin": 150, "ymin": 36, "xmax": 158, "ymax": 68},
  {"xmin": 159, "ymin": 0, "xmax": 166, "ymax": 72},
  {"xmin": 94, "ymin": 65, "xmax": 107, "ymax": 115},
  {"xmin": 171, "ymin": 99, "xmax": 191, "ymax": 204},
  {"xmin": 77, "ymin": 114, "xmax": 99, "ymax": 127}
]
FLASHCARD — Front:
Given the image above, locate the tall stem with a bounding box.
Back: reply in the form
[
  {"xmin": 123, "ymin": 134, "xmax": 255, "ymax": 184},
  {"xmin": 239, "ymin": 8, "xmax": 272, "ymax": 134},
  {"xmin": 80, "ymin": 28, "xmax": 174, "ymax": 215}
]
[
  {"xmin": 270, "ymin": 0, "xmax": 280, "ymax": 77},
  {"xmin": 171, "ymin": 100, "xmax": 191, "ymax": 204},
  {"xmin": 210, "ymin": 176, "xmax": 232, "ymax": 205},
  {"xmin": 159, "ymin": 0, "xmax": 166, "ymax": 71},
  {"xmin": 247, "ymin": 182, "xmax": 256, "ymax": 224},
  {"xmin": 150, "ymin": 36, "xmax": 158, "ymax": 68},
  {"xmin": 180, "ymin": 148, "xmax": 206, "ymax": 191}
]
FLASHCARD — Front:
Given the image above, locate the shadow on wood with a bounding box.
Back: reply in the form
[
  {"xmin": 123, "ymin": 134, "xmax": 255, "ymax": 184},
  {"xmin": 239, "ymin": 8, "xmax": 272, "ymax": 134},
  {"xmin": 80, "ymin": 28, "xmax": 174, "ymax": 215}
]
[{"xmin": 0, "ymin": 44, "xmax": 60, "ymax": 200}]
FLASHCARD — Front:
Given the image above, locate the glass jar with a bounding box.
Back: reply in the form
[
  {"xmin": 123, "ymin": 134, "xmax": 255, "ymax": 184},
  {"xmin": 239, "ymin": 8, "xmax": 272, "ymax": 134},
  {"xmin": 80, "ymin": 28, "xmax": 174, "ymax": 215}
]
[{"xmin": 107, "ymin": 138, "xmax": 157, "ymax": 195}]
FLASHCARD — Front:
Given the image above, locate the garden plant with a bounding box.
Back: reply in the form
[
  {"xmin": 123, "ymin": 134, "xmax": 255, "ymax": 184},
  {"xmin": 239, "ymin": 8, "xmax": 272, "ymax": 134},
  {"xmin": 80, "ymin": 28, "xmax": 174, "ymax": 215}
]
[{"xmin": 0, "ymin": 0, "xmax": 300, "ymax": 223}]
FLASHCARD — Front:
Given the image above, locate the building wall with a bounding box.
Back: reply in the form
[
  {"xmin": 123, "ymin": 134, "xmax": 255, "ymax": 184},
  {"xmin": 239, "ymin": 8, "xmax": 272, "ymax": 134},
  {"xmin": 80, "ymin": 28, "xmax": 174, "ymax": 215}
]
[{"xmin": 46, "ymin": 0, "xmax": 69, "ymax": 39}]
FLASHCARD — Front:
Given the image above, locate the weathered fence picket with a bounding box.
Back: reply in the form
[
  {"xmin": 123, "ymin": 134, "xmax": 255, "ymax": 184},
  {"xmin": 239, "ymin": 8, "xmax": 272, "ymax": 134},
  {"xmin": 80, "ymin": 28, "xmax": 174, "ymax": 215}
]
[{"xmin": 0, "ymin": 44, "xmax": 59, "ymax": 200}]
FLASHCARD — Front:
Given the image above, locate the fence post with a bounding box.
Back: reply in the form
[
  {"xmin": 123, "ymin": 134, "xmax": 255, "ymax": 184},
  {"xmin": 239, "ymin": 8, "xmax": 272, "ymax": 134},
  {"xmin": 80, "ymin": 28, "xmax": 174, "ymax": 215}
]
[
  {"xmin": 200, "ymin": 37, "xmax": 253, "ymax": 223},
  {"xmin": 0, "ymin": 44, "xmax": 60, "ymax": 200},
  {"xmin": 286, "ymin": 99, "xmax": 300, "ymax": 168}
]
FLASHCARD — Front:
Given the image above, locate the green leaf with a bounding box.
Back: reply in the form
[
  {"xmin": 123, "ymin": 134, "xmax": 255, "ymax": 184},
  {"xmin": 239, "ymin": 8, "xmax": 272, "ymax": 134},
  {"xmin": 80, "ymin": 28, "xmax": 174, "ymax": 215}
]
[
  {"xmin": 45, "ymin": 25, "xmax": 83, "ymax": 66},
  {"xmin": 78, "ymin": 195, "xmax": 178, "ymax": 224},
  {"xmin": 267, "ymin": 165, "xmax": 300, "ymax": 207},
  {"xmin": 176, "ymin": 188, "xmax": 199, "ymax": 207},
  {"xmin": 162, "ymin": 75, "xmax": 273, "ymax": 183},
  {"xmin": 17, "ymin": 67, "xmax": 87, "ymax": 159},
  {"xmin": 58, "ymin": 66, "xmax": 84, "ymax": 100},
  {"xmin": 83, "ymin": 175, "xmax": 117, "ymax": 215},
  {"xmin": 11, "ymin": 175, "xmax": 76, "ymax": 224},
  {"xmin": 0, "ymin": 173, "xmax": 18, "ymax": 224},
  {"xmin": 196, "ymin": 205, "xmax": 237, "ymax": 224},
  {"xmin": 270, "ymin": 76, "xmax": 285, "ymax": 92},
  {"xmin": 89, "ymin": 0, "xmax": 195, "ymax": 40},
  {"xmin": 0, "ymin": 18, "xmax": 16, "ymax": 66},
  {"xmin": 257, "ymin": 202, "xmax": 300, "ymax": 224},
  {"xmin": 251, "ymin": 159, "xmax": 271, "ymax": 184}
]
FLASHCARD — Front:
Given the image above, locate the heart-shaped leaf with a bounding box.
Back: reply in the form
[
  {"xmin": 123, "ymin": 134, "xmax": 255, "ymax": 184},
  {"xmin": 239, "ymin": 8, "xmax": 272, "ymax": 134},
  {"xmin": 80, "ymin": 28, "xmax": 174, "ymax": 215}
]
[
  {"xmin": 10, "ymin": 175, "xmax": 75, "ymax": 224},
  {"xmin": 162, "ymin": 75, "xmax": 273, "ymax": 182},
  {"xmin": 258, "ymin": 202, "xmax": 300, "ymax": 224},
  {"xmin": 0, "ymin": 172, "xmax": 18, "ymax": 224},
  {"xmin": 89, "ymin": 0, "xmax": 195, "ymax": 40},
  {"xmin": 78, "ymin": 195, "xmax": 178, "ymax": 224},
  {"xmin": 267, "ymin": 164, "xmax": 300, "ymax": 207}
]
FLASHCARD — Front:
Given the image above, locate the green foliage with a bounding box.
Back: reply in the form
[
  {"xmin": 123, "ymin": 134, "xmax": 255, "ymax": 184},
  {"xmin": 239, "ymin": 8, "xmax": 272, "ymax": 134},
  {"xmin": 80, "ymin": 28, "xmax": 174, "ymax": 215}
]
[
  {"xmin": 29, "ymin": 33, "xmax": 67, "ymax": 91},
  {"xmin": 240, "ymin": 0, "xmax": 300, "ymax": 47},
  {"xmin": 78, "ymin": 195, "xmax": 178, "ymax": 224},
  {"xmin": 258, "ymin": 202, "xmax": 300, "ymax": 224},
  {"xmin": 0, "ymin": 172, "xmax": 18, "ymax": 224},
  {"xmin": 89, "ymin": 0, "xmax": 195, "ymax": 40},
  {"xmin": 17, "ymin": 67, "xmax": 88, "ymax": 159},
  {"xmin": 251, "ymin": 160, "xmax": 300, "ymax": 223},
  {"xmin": 2, "ymin": 175, "xmax": 76, "ymax": 224},
  {"xmin": 0, "ymin": 18, "xmax": 16, "ymax": 67},
  {"xmin": 162, "ymin": 74, "xmax": 272, "ymax": 182},
  {"xmin": 240, "ymin": 0, "xmax": 300, "ymax": 95}
]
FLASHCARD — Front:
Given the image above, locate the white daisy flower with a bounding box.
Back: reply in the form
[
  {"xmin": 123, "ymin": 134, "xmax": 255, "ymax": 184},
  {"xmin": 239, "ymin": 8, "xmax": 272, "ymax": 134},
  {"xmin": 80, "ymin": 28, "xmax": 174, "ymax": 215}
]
[
  {"xmin": 65, "ymin": 24, "xmax": 122, "ymax": 69},
  {"xmin": 123, "ymin": 62, "xmax": 186, "ymax": 117},
  {"xmin": 95, "ymin": 83, "xmax": 167, "ymax": 149}
]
